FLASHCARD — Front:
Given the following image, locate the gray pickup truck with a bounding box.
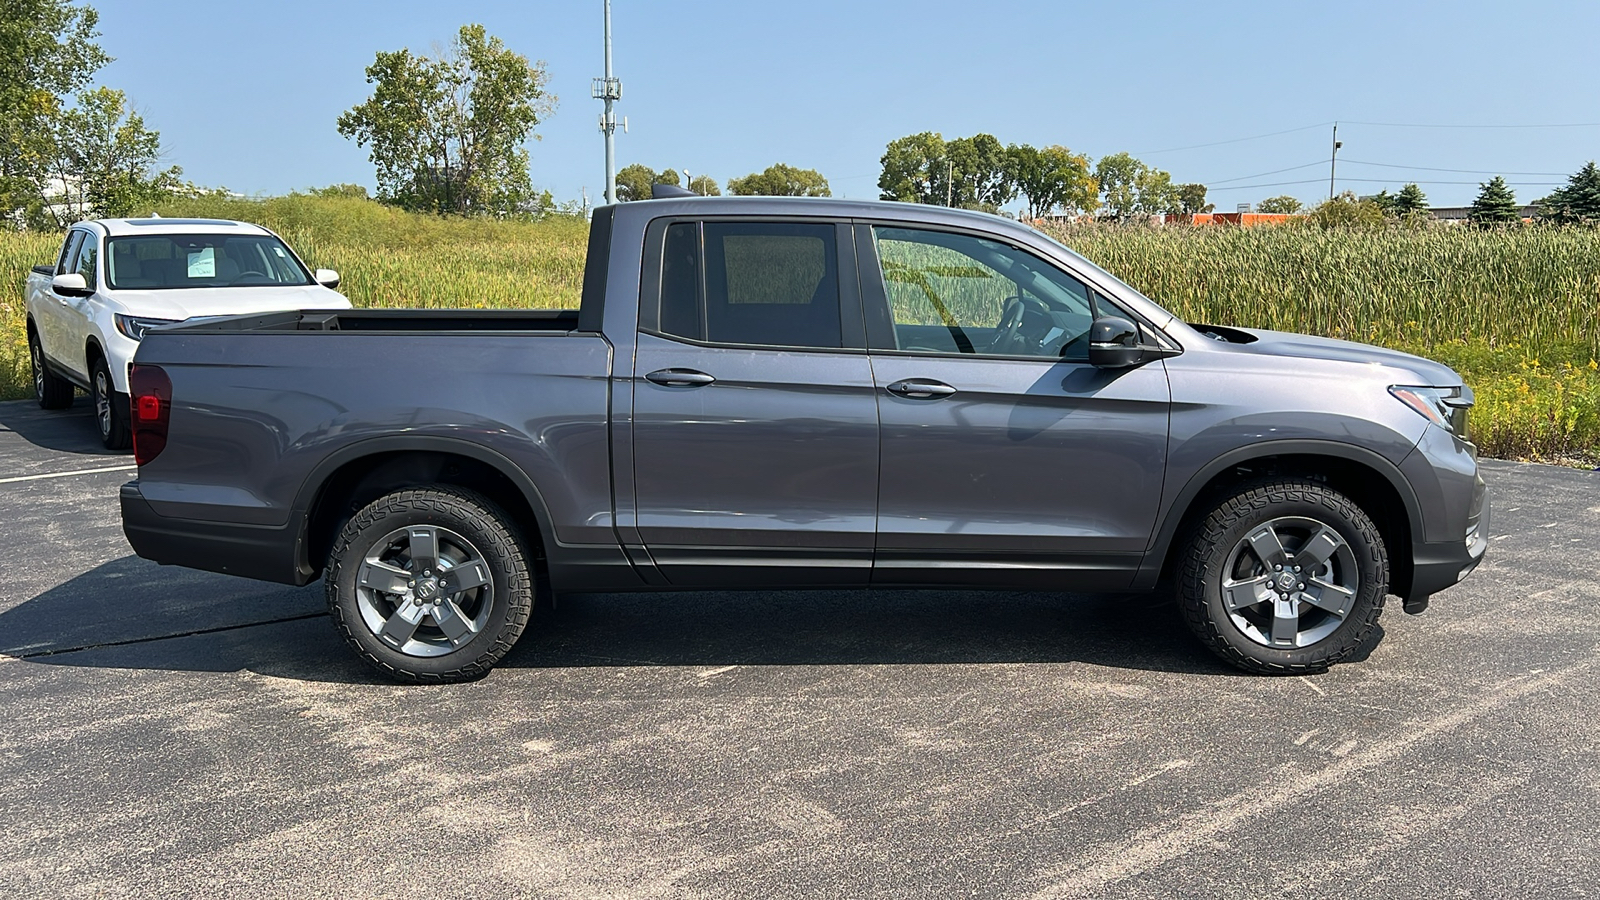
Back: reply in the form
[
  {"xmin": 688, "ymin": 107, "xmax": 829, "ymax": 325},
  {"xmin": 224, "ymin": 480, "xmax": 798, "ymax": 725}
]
[{"xmin": 121, "ymin": 196, "xmax": 1487, "ymax": 682}]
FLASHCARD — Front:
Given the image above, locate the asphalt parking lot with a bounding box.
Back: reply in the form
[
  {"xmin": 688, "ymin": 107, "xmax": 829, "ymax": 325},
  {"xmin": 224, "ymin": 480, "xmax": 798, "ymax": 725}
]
[{"xmin": 1, "ymin": 396, "xmax": 1596, "ymax": 899}]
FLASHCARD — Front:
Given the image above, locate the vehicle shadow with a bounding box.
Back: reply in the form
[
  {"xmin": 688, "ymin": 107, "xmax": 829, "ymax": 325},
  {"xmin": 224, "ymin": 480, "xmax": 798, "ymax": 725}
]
[
  {"xmin": 5, "ymin": 556, "xmax": 1240, "ymax": 682},
  {"xmin": 0, "ymin": 396, "xmax": 119, "ymax": 456}
]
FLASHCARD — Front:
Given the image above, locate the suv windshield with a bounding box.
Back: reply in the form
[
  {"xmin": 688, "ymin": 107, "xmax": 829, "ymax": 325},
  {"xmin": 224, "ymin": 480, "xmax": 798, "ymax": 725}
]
[{"xmin": 107, "ymin": 234, "xmax": 312, "ymax": 290}]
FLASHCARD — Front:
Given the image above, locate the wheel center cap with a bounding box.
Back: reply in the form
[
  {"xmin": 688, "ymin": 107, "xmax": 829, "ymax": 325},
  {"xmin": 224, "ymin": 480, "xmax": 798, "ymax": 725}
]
[
  {"xmin": 1275, "ymin": 572, "xmax": 1298, "ymax": 591},
  {"xmin": 415, "ymin": 579, "xmax": 438, "ymax": 600}
]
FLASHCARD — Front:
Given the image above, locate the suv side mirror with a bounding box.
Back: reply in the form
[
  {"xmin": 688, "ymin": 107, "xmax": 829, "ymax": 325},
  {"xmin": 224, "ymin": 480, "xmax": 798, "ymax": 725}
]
[
  {"xmin": 1088, "ymin": 316, "xmax": 1145, "ymax": 368},
  {"xmin": 314, "ymin": 269, "xmax": 341, "ymax": 289},
  {"xmin": 51, "ymin": 272, "xmax": 91, "ymax": 297}
]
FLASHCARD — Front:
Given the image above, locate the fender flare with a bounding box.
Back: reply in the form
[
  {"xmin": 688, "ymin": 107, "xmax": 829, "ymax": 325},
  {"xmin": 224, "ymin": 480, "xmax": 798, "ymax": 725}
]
[
  {"xmin": 288, "ymin": 434, "xmax": 560, "ymax": 583},
  {"xmin": 1132, "ymin": 439, "xmax": 1424, "ymax": 589}
]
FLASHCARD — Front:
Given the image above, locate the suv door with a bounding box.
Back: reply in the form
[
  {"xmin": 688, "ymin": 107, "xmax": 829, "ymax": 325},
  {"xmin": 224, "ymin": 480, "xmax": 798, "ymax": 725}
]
[
  {"xmin": 629, "ymin": 219, "xmax": 879, "ymax": 587},
  {"xmin": 59, "ymin": 232, "xmax": 101, "ymax": 381},
  {"xmin": 858, "ymin": 223, "xmax": 1172, "ymax": 589}
]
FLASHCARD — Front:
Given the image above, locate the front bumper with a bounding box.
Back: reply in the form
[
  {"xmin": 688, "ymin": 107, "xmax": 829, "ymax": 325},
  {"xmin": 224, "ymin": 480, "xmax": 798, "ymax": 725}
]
[
  {"xmin": 1403, "ymin": 478, "xmax": 1489, "ymax": 613},
  {"xmin": 121, "ymin": 481, "xmax": 309, "ymax": 585}
]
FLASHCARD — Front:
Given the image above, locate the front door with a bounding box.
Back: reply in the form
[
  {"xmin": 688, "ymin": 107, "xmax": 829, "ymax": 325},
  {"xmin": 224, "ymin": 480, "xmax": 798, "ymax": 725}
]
[
  {"xmin": 630, "ymin": 219, "xmax": 879, "ymax": 587},
  {"xmin": 860, "ymin": 223, "xmax": 1172, "ymax": 589}
]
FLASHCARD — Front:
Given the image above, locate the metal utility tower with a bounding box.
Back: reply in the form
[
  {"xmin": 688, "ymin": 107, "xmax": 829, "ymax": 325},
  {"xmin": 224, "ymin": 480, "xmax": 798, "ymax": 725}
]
[{"xmin": 593, "ymin": 1, "xmax": 623, "ymax": 205}]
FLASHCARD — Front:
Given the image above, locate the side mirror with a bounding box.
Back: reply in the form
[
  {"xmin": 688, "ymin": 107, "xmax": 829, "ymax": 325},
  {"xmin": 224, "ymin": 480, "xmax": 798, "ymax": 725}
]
[
  {"xmin": 1088, "ymin": 316, "xmax": 1146, "ymax": 368},
  {"xmin": 314, "ymin": 268, "xmax": 341, "ymax": 289},
  {"xmin": 51, "ymin": 272, "xmax": 91, "ymax": 296}
]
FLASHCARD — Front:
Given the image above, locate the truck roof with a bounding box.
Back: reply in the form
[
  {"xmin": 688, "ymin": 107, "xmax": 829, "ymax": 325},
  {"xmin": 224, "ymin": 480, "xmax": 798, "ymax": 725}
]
[
  {"xmin": 603, "ymin": 195, "xmax": 1042, "ymax": 242},
  {"xmin": 88, "ymin": 218, "xmax": 275, "ymax": 238}
]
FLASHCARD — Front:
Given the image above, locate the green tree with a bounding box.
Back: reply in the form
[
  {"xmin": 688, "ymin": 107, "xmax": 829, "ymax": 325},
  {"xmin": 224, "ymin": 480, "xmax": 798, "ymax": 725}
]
[
  {"xmin": 1394, "ymin": 183, "xmax": 1428, "ymax": 215},
  {"xmin": 689, "ymin": 174, "xmax": 720, "ymax": 196},
  {"xmin": 1468, "ymin": 176, "xmax": 1520, "ymax": 228},
  {"xmin": 727, "ymin": 163, "xmax": 830, "ymax": 196},
  {"xmin": 1255, "ymin": 195, "xmax": 1302, "ymax": 214},
  {"xmin": 1175, "ymin": 183, "xmax": 1211, "ymax": 215},
  {"xmin": 1, "ymin": 0, "xmax": 112, "ymax": 219},
  {"xmin": 337, "ymin": 24, "xmax": 555, "ymax": 217},
  {"xmin": 28, "ymin": 86, "xmax": 182, "ymax": 227},
  {"xmin": 614, "ymin": 164, "xmax": 679, "ymax": 201},
  {"xmin": 1094, "ymin": 152, "xmax": 1177, "ymax": 219},
  {"xmin": 1005, "ymin": 144, "xmax": 1097, "ymax": 218},
  {"xmin": 1368, "ymin": 189, "xmax": 1399, "ymax": 217},
  {"xmin": 878, "ymin": 132, "xmax": 947, "ymax": 204},
  {"xmin": 1309, "ymin": 191, "xmax": 1386, "ymax": 228},
  {"xmin": 944, "ymin": 133, "xmax": 1011, "ymax": 210},
  {"xmin": 1536, "ymin": 161, "xmax": 1600, "ymax": 225}
]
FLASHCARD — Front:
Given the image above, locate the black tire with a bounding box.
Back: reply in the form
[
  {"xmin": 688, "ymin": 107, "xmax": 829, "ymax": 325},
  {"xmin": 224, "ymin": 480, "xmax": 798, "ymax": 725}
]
[
  {"xmin": 29, "ymin": 328, "xmax": 74, "ymax": 410},
  {"xmin": 90, "ymin": 356, "xmax": 131, "ymax": 450},
  {"xmin": 326, "ymin": 485, "xmax": 534, "ymax": 683},
  {"xmin": 1177, "ymin": 479, "xmax": 1387, "ymax": 675}
]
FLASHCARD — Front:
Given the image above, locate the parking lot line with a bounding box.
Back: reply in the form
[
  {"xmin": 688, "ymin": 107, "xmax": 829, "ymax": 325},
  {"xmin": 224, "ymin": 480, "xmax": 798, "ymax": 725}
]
[{"xmin": 0, "ymin": 464, "xmax": 137, "ymax": 485}]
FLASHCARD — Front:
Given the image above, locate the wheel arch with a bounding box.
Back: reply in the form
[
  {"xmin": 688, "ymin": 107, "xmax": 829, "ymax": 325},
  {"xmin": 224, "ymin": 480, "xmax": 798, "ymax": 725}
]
[
  {"xmin": 293, "ymin": 436, "xmax": 558, "ymax": 586},
  {"xmin": 1138, "ymin": 441, "xmax": 1422, "ymax": 598}
]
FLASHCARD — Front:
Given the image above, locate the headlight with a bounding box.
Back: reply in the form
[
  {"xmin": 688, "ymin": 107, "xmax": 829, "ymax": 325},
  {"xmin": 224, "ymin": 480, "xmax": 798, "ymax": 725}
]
[
  {"xmin": 1390, "ymin": 385, "xmax": 1472, "ymax": 438},
  {"xmin": 114, "ymin": 314, "xmax": 180, "ymax": 341}
]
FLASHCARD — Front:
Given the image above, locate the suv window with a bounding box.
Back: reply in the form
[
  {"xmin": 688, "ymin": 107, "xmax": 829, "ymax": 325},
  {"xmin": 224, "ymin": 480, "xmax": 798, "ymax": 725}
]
[
  {"xmin": 871, "ymin": 226, "xmax": 1097, "ymax": 360},
  {"xmin": 659, "ymin": 221, "xmax": 842, "ymax": 349}
]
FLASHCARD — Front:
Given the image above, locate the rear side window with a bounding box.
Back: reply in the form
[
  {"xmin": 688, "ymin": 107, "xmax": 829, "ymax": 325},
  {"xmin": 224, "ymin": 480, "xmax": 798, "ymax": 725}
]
[{"xmin": 658, "ymin": 221, "xmax": 842, "ymax": 349}]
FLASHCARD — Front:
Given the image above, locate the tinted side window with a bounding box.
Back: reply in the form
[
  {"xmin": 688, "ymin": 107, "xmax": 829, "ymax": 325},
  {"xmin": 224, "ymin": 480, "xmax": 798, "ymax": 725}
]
[
  {"xmin": 872, "ymin": 226, "xmax": 1096, "ymax": 360},
  {"xmin": 660, "ymin": 222, "xmax": 703, "ymax": 340},
  {"xmin": 704, "ymin": 223, "xmax": 840, "ymax": 348},
  {"xmin": 74, "ymin": 237, "xmax": 98, "ymax": 291},
  {"xmin": 57, "ymin": 231, "xmax": 85, "ymax": 275}
]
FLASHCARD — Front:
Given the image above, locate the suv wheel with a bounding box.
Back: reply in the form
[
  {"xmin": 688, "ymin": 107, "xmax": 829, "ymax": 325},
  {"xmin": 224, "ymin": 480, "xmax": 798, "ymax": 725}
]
[
  {"xmin": 1177, "ymin": 479, "xmax": 1387, "ymax": 674},
  {"xmin": 326, "ymin": 486, "xmax": 534, "ymax": 683},
  {"xmin": 29, "ymin": 330, "xmax": 74, "ymax": 410},
  {"xmin": 90, "ymin": 356, "xmax": 131, "ymax": 450}
]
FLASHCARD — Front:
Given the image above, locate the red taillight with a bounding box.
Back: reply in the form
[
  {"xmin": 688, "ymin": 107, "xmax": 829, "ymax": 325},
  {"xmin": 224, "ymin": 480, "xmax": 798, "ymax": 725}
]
[{"xmin": 128, "ymin": 364, "xmax": 171, "ymax": 467}]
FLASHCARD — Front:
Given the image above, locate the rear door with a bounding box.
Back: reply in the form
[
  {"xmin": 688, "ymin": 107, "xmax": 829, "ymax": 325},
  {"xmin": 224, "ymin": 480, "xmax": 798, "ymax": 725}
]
[
  {"xmin": 859, "ymin": 222, "xmax": 1172, "ymax": 589},
  {"xmin": 629, "ymin": 218, "xmax": 879, "ymax": 586}
]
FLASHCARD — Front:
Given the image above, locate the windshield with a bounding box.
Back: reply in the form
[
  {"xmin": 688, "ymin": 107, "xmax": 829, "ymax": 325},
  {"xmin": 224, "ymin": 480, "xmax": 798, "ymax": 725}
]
[{"xmin": 106, "ymin": 234, "xmax": 312, "ymax": 290}]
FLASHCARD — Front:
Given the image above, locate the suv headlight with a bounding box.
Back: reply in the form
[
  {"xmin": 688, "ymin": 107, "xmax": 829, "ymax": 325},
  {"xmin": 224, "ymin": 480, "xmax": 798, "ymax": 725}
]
[
  {"xmin": 114, "ymin": 314, "xmax": 180, "ymax": 341},
  {"xmin": 1390, "ymin": 385, "xmax": 1472, "ymax": 439}
]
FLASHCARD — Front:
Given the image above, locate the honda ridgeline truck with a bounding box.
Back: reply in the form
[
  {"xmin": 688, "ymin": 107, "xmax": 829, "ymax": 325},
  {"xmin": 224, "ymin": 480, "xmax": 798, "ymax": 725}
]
[{"xmin": 120, "ymin": 196, "xmax": 1488, "ymax": 682}]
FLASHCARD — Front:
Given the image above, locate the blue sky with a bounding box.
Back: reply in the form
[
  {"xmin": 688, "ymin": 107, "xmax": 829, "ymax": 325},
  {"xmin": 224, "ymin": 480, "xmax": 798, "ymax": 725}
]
[{"xmin": 94, "ymin": 0, "xmax": 1600, "ymax": 211}]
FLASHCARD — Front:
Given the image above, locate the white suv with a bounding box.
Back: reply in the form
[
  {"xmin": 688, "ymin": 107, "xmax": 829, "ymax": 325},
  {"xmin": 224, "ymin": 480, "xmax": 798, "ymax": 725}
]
[{"xmin": 25, "ymin": 217, "xmax": 352, "ymax": 448}]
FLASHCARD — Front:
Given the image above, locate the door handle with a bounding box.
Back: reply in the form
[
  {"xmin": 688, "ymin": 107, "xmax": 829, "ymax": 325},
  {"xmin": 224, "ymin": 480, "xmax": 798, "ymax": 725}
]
[
  {"xmin": 886, "ymin": 378, "xmax": 956, "ymax": 398},
  {"xmin": 645, "ymin": 368, "xmax": 716, "ymax": 387}
]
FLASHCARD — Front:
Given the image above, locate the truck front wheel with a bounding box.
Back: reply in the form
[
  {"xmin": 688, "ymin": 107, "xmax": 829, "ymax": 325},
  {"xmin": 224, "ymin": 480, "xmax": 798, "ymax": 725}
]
[
  {"xmin": 1176, "ymin": 479, "xmax": 1388, "ymax": 674},
  {"xmin": 326, "ymin": 486, "xmax": 534, "ymax": 683},
  {"xmin": 90, "ymin": 356, "xmax": 131, "ymax": 450}
]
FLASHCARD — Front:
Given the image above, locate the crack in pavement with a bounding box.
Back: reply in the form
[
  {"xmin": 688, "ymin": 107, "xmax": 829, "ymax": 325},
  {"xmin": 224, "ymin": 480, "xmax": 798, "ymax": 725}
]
[{"xmin": 2, "ymin": 612, "xmax": 328, "ymax": 660}]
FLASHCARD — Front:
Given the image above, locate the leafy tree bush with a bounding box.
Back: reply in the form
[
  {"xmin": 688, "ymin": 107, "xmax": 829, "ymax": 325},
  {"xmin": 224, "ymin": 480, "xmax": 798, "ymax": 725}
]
[
  {"xmin": 1094, "ymin": 152, "xmax": 1179, "ymax": 219},
  {"xmin": 878, "ymin": 132, "xmax": 1010, "ymax": 209},
  {"xmin": 1309, "ymin": 191, "xmax": 1387, "ymax": 228},
  {"xmin": 1175, "ymin": 183, "xmax": 1212, "ymax": 215},
  {"xmin": 26, "ymin": 87, "xmax": 182, "ymax": 227},
  {"xmin": 338, "ymin": 24, "xmax": 554, "ymax": 217},
  {"xmin": 728, "ymin": 163, "xmax": 829, "ymax": 197},
  {"xmin": 614, "ymin": 164, "xmax": 679, "ymax": 202},
  {"xmin": 1005, "ymin": 144, "xmax": 1097, "ymax": 218},
  {"xmin": 1395, "ymin": 183, "xmax": 1428, "ymax": 215},
  {"xmin": 688, "ymin": 175, "xmax": 720, "ymax": 196},
  {"xmin": 1469, "ymin": 176, "xmax": 1520, "ymax": 228},
  {"xmin": 1256, "ymin": 195, "xmax": 1303, "ymax": 214}
]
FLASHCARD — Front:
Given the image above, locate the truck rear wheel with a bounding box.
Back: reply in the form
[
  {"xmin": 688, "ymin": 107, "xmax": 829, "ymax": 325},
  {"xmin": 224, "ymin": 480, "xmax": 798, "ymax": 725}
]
[
  {"xmin": 326, "ymin": 486, "xmax": 534, "ymax": 683},
  {"xmin": 29, "ymin": 329, "xmax": 74, "ymax": 410},
  {"xmin": 1176, "ymin": 479, "xmax": 1387, "ymax": 675}
]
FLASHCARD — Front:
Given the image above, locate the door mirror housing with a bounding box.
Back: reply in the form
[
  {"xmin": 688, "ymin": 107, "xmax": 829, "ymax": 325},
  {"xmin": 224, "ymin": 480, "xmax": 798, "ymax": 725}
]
[
  {"xmin": 1088, "ymin": 316, "xmax": 1177, "ymax": 368},
  {"xmin": 314, "ymin": 268, "xmax": 341, "ymax": 289},
  {"xmin": 51, "ymin": 272, "xmax": 91, "ymax": 296}
]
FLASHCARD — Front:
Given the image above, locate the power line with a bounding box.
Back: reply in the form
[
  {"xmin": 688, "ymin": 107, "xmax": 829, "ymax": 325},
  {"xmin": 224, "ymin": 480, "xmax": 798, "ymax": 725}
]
[
  {"xmin": 1338, "ymin": 158, "xmax": 1569, "ymax": 177},
  {"xmin": 1206, "ymin": 160, "xmax": 1327, "ymax": 185},
  {"xmin": 1342, "ymin": 120, "xmax": 1600, "ymax": 129},
  {"xmin": 1136, "ymin": 122, "xmax": 1333, "ymax": 156},
  {"xmin": 1211, "ymin": 176, "xmax": 1563, "ymax": 192}
]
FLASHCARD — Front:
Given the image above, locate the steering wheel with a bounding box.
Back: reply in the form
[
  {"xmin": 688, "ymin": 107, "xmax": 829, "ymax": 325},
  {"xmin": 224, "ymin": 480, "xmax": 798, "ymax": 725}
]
[
  {"xmin": 988, "ymin": 294, "xmax": 1051, "ymax": 354},
  {"xmin": 228, "ymin": 271, "xmax": 270, "ymax": 285}
]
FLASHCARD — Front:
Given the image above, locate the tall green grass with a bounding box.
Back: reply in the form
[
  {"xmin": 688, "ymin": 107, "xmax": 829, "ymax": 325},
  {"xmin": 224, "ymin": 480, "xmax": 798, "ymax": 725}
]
[{"xmin": 3, "ymin": 196, "xmax": 1597, "ymax": 463}]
